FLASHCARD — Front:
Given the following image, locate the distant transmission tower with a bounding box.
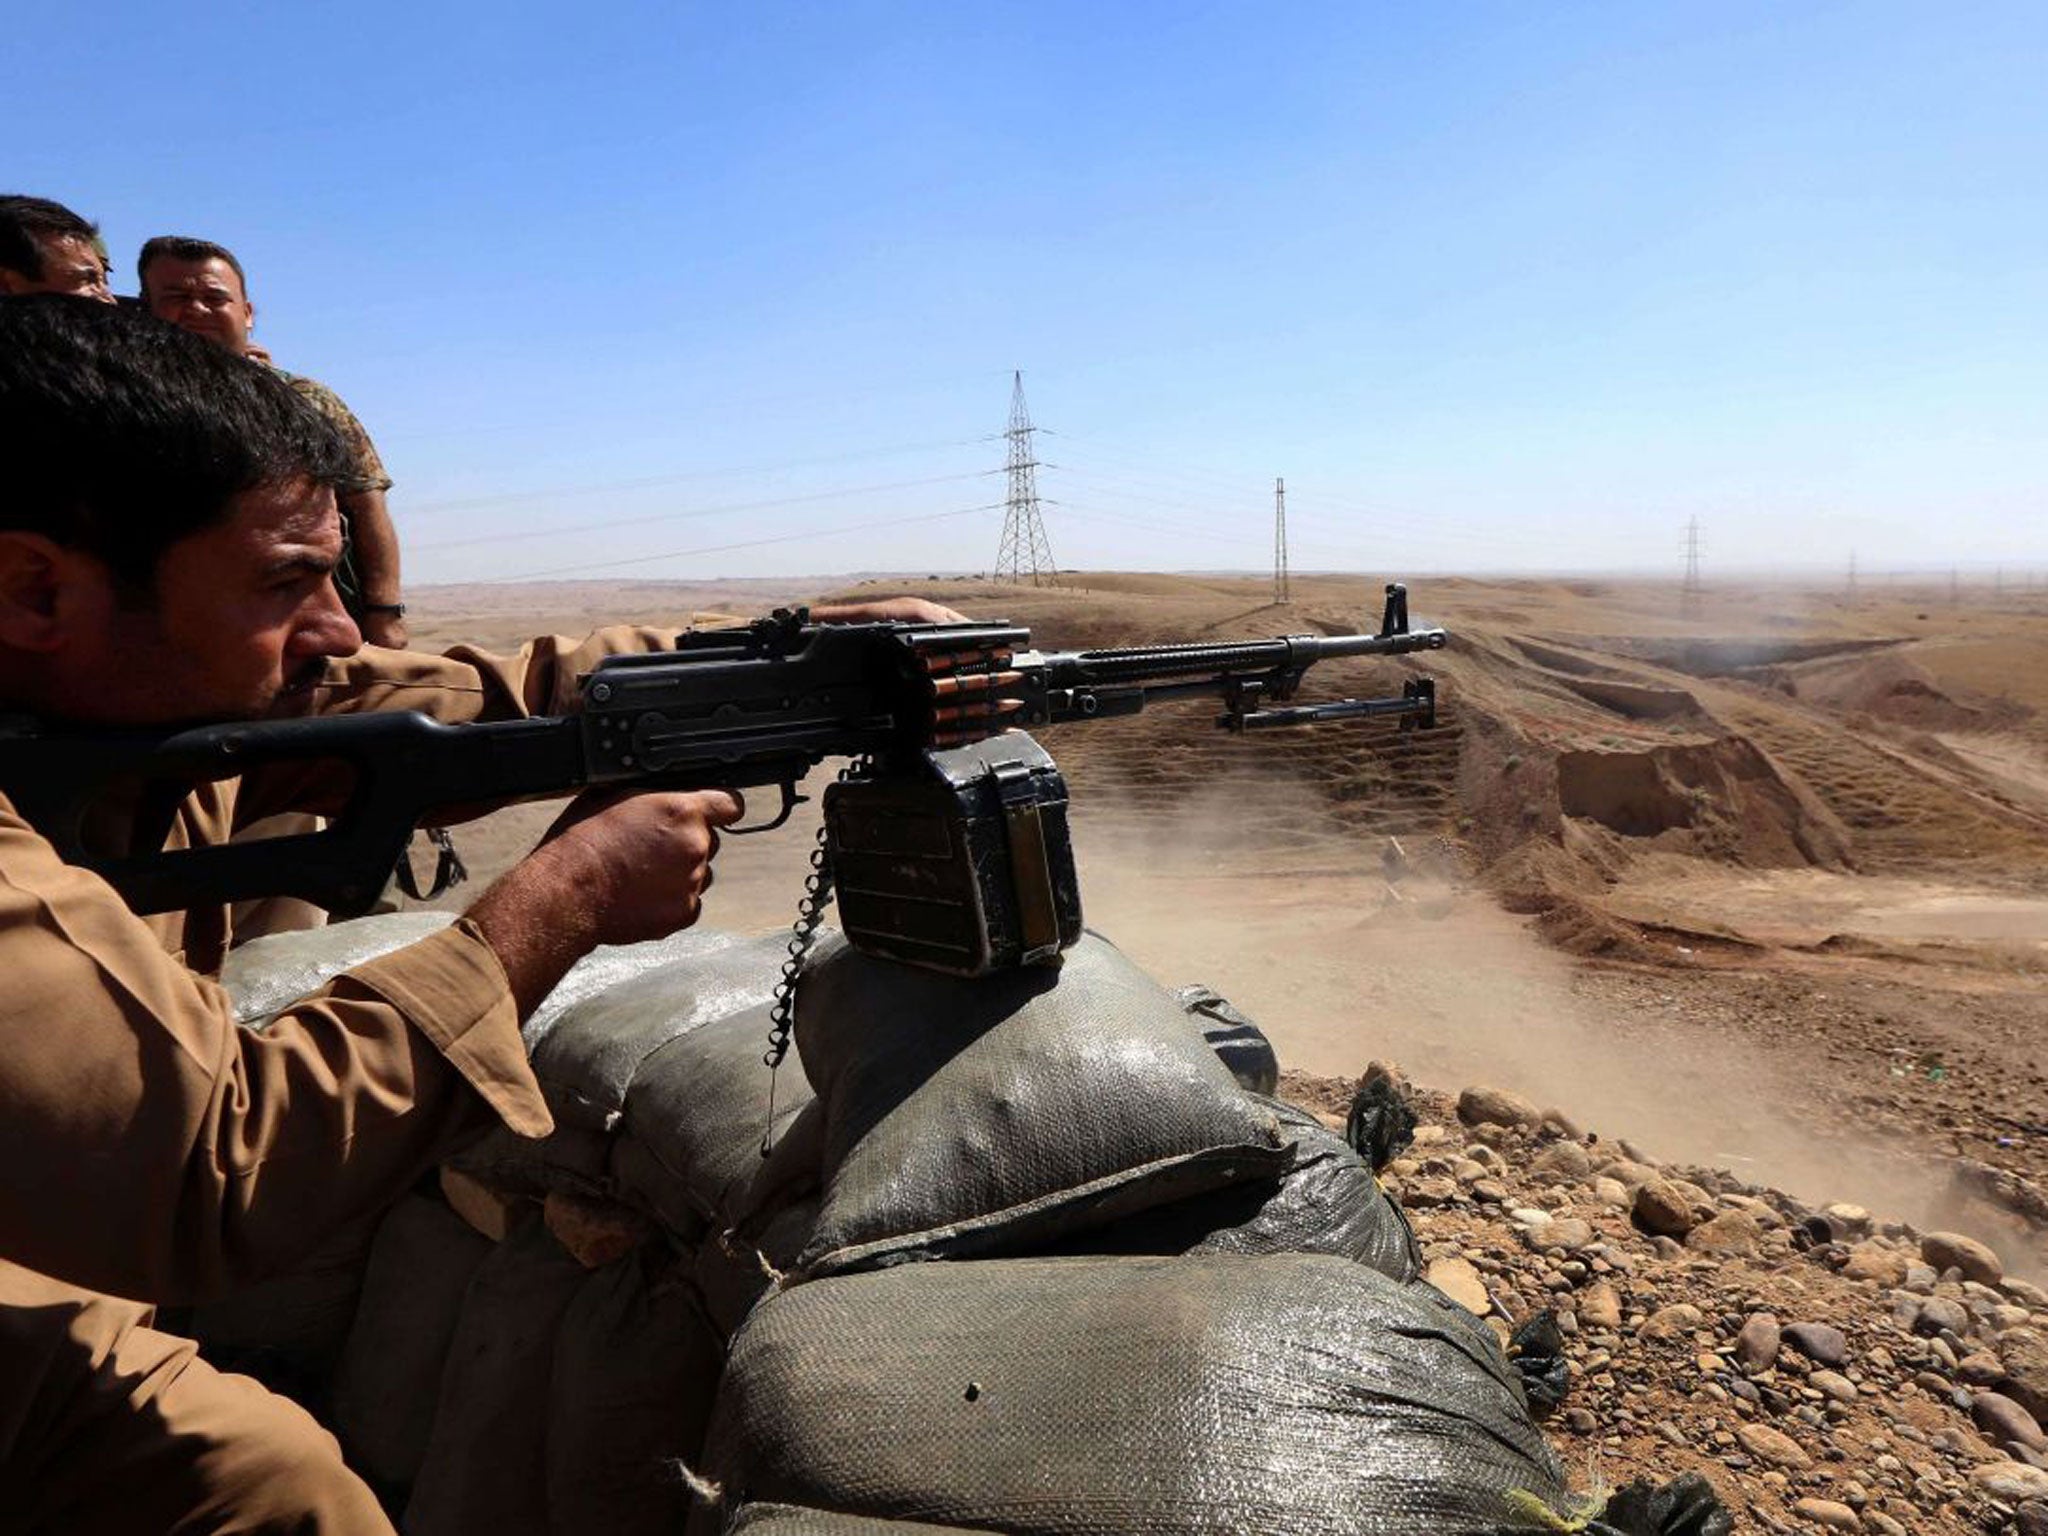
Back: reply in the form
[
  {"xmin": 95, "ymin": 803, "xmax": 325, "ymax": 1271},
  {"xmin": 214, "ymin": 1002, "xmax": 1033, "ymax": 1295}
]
[
  {"xmin": 994, "ymin": 371, "xmax": 1056, "ymax": 585},
  {"xmin": 1847, "ymin": 550, "xmax": 1858, "ymax": 599},
  {"xmin": 1680, "ymin": 517, "xmax": 1703, "ymax": 616},
  {"xmin": 1273, "ymin": 477, "xmax": 1290, "ymax": 604}
]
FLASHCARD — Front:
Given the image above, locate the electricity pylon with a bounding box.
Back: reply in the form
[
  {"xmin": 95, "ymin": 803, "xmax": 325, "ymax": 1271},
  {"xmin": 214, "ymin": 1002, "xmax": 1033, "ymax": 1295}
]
[{"xmin": 995, "ymin": 372, "xmax": 1056, "ymax": 585}]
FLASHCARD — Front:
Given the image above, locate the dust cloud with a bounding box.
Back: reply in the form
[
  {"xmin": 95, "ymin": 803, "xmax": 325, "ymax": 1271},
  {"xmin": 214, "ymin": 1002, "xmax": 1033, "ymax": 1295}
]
[
  {"xmin": 1067, "ymin": 782, "xmax": 1995, "ymax": 1245},
  {"xmin": 453, "ymin": 767, "xmax": 2029, "ymax": 1266}
]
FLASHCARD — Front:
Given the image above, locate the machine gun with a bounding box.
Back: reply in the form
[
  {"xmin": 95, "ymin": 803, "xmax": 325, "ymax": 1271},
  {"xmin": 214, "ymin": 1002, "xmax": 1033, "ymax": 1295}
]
[{"xmin": 0, "ymin": 584, "xmax": 1447, "ymax": 979}]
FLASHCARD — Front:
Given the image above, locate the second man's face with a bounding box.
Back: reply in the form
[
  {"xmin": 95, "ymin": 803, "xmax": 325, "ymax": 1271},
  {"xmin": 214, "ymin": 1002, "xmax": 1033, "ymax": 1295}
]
[{"xmin": 143, "ymin": 255, "xmax": 255, "ymax": 355}]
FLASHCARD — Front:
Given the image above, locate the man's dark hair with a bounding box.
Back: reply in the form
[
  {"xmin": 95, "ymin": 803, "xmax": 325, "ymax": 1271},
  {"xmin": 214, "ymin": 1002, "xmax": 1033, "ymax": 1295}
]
[
  {"xmin": 137, "ymin": 235, "xmax": 249, "ymax": 294},
  {"xmin": 0, "ymin": 297, "xmax": 352, "ymax": 591},
  {"xmin": 0, "ymin": 195, "xmax": 100, "ymax": 281}
]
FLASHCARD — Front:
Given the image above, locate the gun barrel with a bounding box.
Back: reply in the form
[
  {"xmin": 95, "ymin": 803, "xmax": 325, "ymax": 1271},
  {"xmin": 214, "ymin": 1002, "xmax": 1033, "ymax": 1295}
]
[{"xmin": 1033, "ymin": 625, "xmax": 1446, "ymax": 687}]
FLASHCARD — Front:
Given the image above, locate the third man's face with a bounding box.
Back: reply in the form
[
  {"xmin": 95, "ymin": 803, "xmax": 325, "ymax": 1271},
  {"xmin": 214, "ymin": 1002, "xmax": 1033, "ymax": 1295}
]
[
  {"xmin": 143, "ymin": 255, "xmax": 256, "ymax": 355},
  {"xmin": 0, "ymin": 234, "xmax": 112, "ymax": 301}
]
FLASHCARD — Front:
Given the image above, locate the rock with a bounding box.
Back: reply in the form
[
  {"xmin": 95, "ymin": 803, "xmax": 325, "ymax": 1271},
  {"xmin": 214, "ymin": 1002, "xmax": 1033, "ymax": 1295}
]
[
  {"xmin": 1398, "ymin": 1176, "xmax": 1460, "ymax": 1209},
  {"xmin": 1639, "ymin": 1303, "xmax": 1705, "ymax": 1342},
  {"xmin": 1735, "ymin": 1313, "xmax": 1782, "ymax": 1371},
  {"xmin": 1915, "ymin": 1297, "xmax": 1970, "ymax": 1338},
  {"xmin": 1529, "ymin": 1141, "xmax": 1592, "ymax": 1181},
  {"xmin": 1782, "ymin": 1321, "xmax": 1849, "ymax": 1367},
  {"xmin": 1426, "ymin": 1256, "xmax": 1491, "ymax": 1316},
  {"xmin": 1790, "ymin": 1499, "xmax": 1857, "ymax": 1531},
  {"xmin": 440, "ymin": 1164, "xmax": 529, "ymax": 1242},
  {"xmin": 1822, "ymin": 1202, "xmax": 1872, "ymax": 1236},
  {"xmin": 1809, "ymin": 1369, "xmax": 1857, "ymax": 1402},
  {"xmin": 1863, "ymin": 1513, "xmax": 1907, "ymax": 1536},
  {"xmin": 1633, "ymin": 1178, "xmax": 1699, "ymax": 1237},
  {"xmin": 1591, "ymin": 1177, "xmax": 1630, "ymax": 1208},
  {"xmin": 1457, "ymin": 1085, "xmax": 1541, "ymax": 1129},
  {"xmin": 2016, "ymin": 1501, "xmax": 2048, "ymax": 1536},
  {"xmin": 1975, "ymin": 1390, "xmax": 2048, "ymax": 1452},
  {"xmin": 542, "ymin": 1191, "xmax": 652, "ymax": 1269},
  {"xmin": 2003, "ymin": 1330, "xmax": 2048, "ymax": 1422},
  {"xmin": 1579, "ymin": 1281, "xmax": 1622, "ymax": 1331},
  {"xmin": 1972, "ymin": 1461, "xmax": 2048, "ymax": 1502},
  {"xmin": 1922, "ymin": 1230, "xmax": 2003, "ymax": 1287},
  {"xmin": 1904, "ymin": 1263, "xmax": 1939, "ymax": 1293},
  {"xmin": 1522, "ymin": 1217, "xmax": 1595, "ymax": 1254},
  {"xmin": 1687, "ymin": 1209, "xmax": 1761, "ymax": 1256},
  {"xmin": 1841, "ymin": 1241, "xmax": 1909, "ymax": 1287},
  {"xmin": 2006, "ymin": 1277, "xmax": 2048, "ymax": 1308},
  {"xmin": 1539, "ymin": 1108, "xmax": 1582, "ymax": 1140},
  {"xmin": 1469, "ymin": 1177, "xmax": 1511, "ymax": 1205},
  {"xmin": 1668, "ymin": 1177, "xmax": 1714, "ymax": 1209},
  {"xmin": 1737, "ymin": 1421, "xmax": 1812, "ymax": 1470},
  {"xmin": 1959, "ymin": 1350, "xmax": 2008, "ymax": 1387},
  {"xmin": 1601, "ymin": 1159, "xmax": 1660, "ymax": 1190}
]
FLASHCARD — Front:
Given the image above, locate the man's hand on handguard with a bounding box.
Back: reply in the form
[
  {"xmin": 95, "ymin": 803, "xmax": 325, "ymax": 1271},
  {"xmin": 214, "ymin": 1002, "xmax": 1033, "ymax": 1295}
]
[
  {"xmin": 463, "ymin": 787, "xmax": 745, "ymax": 1016},
  {"xmin": 809, "ymin": 596, "xmax": 970, "ymax": 625},
  {"xmin": 359, "ymin": 609, "xmax": 410, "ymax": 649}
]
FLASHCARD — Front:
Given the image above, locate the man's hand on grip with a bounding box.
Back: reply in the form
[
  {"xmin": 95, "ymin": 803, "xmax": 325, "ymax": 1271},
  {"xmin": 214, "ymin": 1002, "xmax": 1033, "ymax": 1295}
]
[{"xmin": 466, "ymin": 787, "xmax": 745, "ymax": 1016}]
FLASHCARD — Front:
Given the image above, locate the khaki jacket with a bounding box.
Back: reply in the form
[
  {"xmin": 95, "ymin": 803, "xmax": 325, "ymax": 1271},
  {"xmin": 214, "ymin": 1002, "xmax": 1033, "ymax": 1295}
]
[{"xmin": 0, "ymin": 627, "xmax": 682, "ymax": 1304}]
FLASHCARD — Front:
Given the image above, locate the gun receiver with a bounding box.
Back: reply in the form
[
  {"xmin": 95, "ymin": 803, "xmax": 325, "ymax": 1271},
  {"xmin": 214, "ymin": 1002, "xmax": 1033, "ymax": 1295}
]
[{"xmin": 0, "ymin": 585, "xmax": 1448, "ymax": 972}]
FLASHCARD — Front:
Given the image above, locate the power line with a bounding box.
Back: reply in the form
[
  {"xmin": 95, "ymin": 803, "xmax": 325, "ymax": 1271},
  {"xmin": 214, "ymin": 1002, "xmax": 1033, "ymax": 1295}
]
[
  {"xmin": 1274, "ymin": 477, "xmax": 1290, "ymax": 605},
  {"xmin": 482, "ymin": 502, "xmax": 1003, "ymax": 583},
  {"xmin": 1681, "ymin": 517, "xmax": 1702, "ymax": 616},
  {"xmin": 995, "ymin": 372, "xmax": 1057, "ymax": 585},
  {"xmin": 403, "ymin": 435, "xmax": 995, "ymax": 517},
  {"xmin": 413, "ymin": 470, "xmax": 995, "ymax": 552}
]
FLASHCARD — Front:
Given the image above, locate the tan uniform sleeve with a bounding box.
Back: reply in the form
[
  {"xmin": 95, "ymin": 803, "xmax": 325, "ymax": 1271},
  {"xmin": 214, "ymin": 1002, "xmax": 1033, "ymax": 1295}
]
[
  {"xmin": 0, "ymin": 806, "xmax": 548, "ymax": 1305},
  {"xmin": 232, "ymin": 626, "xmax": 687, "ymax": 827}
]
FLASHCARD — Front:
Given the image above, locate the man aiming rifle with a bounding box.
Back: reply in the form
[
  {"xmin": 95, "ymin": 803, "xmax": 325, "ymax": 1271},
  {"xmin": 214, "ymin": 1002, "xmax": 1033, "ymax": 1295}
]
[{"xmin": 0, "ymin": 296, "xmax": 972, "ymax": 1534}]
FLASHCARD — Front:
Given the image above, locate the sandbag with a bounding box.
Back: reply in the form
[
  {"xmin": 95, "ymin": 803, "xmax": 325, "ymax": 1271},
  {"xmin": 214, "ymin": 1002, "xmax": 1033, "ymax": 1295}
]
[
  {"xmin": 444, "ymin": 1121, "xmax": 615, "ymax": 1202},
  {"xmin": 614, "ymin": 1003, "xmax": 815, "ymax": 1234},
  {"xmin": 545, "ymin": 1251, "xmax": 726, "ymax": 1536},
  {"xmin": 684, "ymin": 1102, "xmax": 828, "ymax": 1339},
  {"xmin": 226, "ymin": 915, "xmax": 794, "ymax": 1133},
  {"xmin": 728, "ymin": 1508, "xmax": 984, "ymax": 1534},
  {"xmin": 1174, "ymin": 983, "xmax": 1279, "ymax": 1094},
  {"xmin": 184, "ymin": 1209, "xmax": 381, "ymax": 1407},
  {"xmin": 790, "ymin": 933, "xmax": 1292, "ymax": 1277},
  {"xmin": 694, "ymin": 1253, "xmax": 1580, "ymax": 1536},
  {"xmin": 327, "ymin": 1194, "xmax": 495, "ymax": 1500},
  {"xmin": 1054, "ymin": 1100, "xmax": 1420, "ymax": 1281},
  {"xmin": 404, "ymin": 1218, "xmax": 589, "ymax": 1536},
  {"xmin": 223, "ymin": 911, "xmax": 456, "ymax": 1027},
  {"xmin": 528, "ymin": 929, "xmax": 816, "ymax": 1130},
  {"xmin": 692, "ymin": 1197, "xmax": 821, "ymax": 1342}
]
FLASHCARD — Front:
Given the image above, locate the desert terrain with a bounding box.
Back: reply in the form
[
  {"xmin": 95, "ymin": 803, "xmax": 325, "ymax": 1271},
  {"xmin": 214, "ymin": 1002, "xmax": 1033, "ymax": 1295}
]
[{"xmin": 402, "ymin": 569, "xmax": 2048, "ymax": 1527}]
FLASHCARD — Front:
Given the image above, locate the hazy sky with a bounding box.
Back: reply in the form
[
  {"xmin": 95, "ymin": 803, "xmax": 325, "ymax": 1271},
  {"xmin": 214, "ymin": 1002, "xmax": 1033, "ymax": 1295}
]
[{"xmin": 11, "ymin": 2, "xmax": 2045, "ymax": 583}]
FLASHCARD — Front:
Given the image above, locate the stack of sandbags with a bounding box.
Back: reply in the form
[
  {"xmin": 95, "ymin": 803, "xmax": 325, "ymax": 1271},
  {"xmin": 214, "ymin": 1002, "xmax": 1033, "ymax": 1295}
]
[
  {"xmin": 692, "ymin": 1254, "xmax": 1580, "ymax": 1535},
  {"xmin": 217, "ymin": 917, "xmax": 769, "ymax": 1530},
  {"xmin": 675, "ymin": 936, "xmax": 1574, "ymax": 1533},
  {"xmin": 220, "ymin": 915, "xmax": 1639, "ymax": 1535}
]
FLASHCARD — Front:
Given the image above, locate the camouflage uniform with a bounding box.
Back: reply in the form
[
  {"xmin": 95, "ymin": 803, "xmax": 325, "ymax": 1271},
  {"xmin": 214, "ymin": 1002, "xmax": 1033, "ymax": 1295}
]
[{"xmin": 277, "ymin": 371, "xmax": 391, "ymax": 613}]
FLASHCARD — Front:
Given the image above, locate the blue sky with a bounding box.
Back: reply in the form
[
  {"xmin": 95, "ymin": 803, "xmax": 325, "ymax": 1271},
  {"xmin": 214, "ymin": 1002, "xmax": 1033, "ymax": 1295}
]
[{"xmin": 9, "ymin": 2, "xmax": 2045, "ymax": 583}]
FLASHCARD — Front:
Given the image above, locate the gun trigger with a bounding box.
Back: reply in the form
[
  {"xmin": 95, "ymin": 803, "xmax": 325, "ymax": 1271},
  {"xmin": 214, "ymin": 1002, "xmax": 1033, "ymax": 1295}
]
[{"xmin": 729, "ymin": 781, "xmax": 806, "ymax": 835}]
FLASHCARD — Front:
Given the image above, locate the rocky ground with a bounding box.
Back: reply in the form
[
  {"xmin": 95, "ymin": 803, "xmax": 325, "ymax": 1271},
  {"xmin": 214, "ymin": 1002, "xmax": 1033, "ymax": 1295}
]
[{"xmin": 1281, "ymin": 1068, "xmax": 2048, "ymax": 1535}]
